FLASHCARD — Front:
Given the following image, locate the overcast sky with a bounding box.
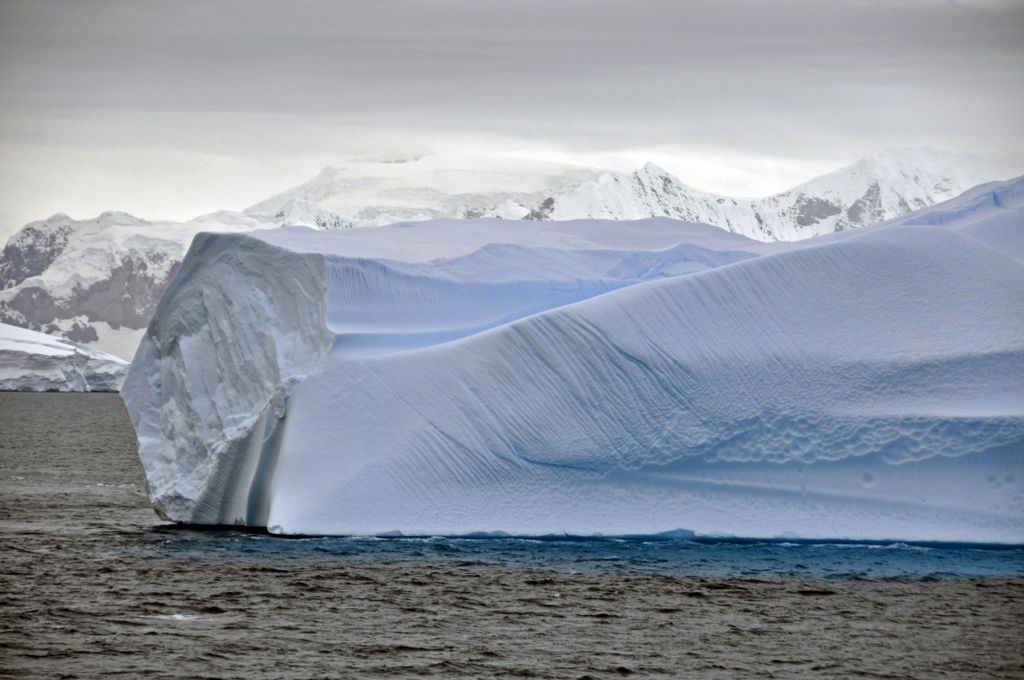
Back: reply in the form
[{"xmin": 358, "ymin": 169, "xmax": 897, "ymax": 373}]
[{"xmin": 0, "ymin": 0, "xmax": 1022, "ymax": 237}]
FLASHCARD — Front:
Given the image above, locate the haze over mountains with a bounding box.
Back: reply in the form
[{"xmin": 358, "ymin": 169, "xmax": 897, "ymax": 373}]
[{"xmin": 0, "ymin": 147, "xmax": 1018, "ymax": 360}]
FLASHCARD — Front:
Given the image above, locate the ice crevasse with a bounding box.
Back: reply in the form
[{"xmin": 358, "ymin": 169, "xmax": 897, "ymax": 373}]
[{"xmin": 121, "ymin": 178, "xmax": 1024, "ymax": 542}]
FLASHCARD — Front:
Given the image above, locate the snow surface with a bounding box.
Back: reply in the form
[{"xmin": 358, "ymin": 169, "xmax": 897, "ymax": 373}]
[
  {"xmin": 122, "ymin": 177, "xmax": 1024, "ymax": 541},
  {"xmin": 0, "ymin": 322, "xmax": 127, "ymax": 391}
]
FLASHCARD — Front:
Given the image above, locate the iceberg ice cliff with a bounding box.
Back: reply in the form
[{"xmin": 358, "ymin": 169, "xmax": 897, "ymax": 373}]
[
  {"xmin": 0, "ymin": 322, "xmax": 127, "ymax": 391},
  {"xmin": 122, "ymin": 178, "xmax": 1024, "ymax": 542}
]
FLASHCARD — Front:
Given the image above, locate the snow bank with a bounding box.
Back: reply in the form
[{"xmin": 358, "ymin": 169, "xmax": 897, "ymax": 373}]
[
  {"xmin": 0, "ymin": 322, "xmax": 127, "ymax": 391},
  {"xmin": 122, "ymin": 178, "xmax": 1024, "ymax": 541}
]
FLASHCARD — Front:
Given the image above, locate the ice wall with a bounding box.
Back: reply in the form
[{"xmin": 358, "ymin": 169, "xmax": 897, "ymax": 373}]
[
  {"xmin": 0, "ymin": 322, "xmax": 127, "ymax": 391},
  {"xmin": 121, "ymin": 234, "xmax": 332, "ymax": 524},
  {"xmin": 123, "ymin": 181, "xmax": 1024, "ymax": 541}
]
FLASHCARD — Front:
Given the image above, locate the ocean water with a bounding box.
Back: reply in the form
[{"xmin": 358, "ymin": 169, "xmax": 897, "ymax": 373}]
[
  {"xmin": 146, "ymin": 531, "xmax": 1024, "ymax": 582},
  {"xmin": 1, "ymin": 392, "xmax": 1022, "ymax": 679}
]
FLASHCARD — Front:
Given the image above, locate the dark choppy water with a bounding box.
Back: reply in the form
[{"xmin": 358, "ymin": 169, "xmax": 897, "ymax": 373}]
[{"xmin": 1, "ymin": 392, "xmax": 1023, "ymax": 679}]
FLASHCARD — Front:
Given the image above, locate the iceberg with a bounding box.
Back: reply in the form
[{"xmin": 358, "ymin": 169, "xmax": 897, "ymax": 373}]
[
  {"xmin": 122, "ymin": 178, "xmax": 1024, "ymax": 542},
  {"xmin": 0, "ymin": 322, "xmax": 127, "ymax": 391}
]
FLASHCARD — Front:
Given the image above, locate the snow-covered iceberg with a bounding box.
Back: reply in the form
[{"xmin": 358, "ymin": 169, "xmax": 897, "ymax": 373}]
[
  {"xmin": 0, "ymin": 322, "xmax": 127, "ymax": 391},
  {"xmin": 122, "ymin": 178, "xmax": 1024, "ymax": 542}
]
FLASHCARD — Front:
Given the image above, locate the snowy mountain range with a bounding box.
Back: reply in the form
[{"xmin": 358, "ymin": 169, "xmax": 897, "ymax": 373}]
[
  {"xmin": 533, "ymin": 149, "xmax": 981, "ymax": 240},
  {"xmin": 245, "ymin": 147, "xmax": 998, "ymax": 240},
  {"xmin": 0, "ymin": 147, "xmax": 1016, "ymax": 360}
]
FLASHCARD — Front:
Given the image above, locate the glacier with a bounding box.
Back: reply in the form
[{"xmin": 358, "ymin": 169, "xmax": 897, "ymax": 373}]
[
  {"xmin": 121, "ymin": 177, "xmax": 1024, "ymax": 542},
  {"xmin": 0, "ymin": 322, "xmax": 127, "ymax": 391}
]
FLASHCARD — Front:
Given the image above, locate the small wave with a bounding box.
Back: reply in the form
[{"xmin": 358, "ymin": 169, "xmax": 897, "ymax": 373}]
[{"xmin": 152, "ymin": 613, "xmax": 216, "ymax": 622}]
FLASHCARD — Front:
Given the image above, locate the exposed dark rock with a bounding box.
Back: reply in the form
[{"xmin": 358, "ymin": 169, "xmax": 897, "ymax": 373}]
[
  {"xmin": 0, "ymin": 218, "xmax": 78, "ymax": 289},
  {"xmin": 524, "ymin": 197, "xmax": 556, "ymax": 221},
  {"xmin": 71, "ymin": 257, "xmax": 177, "ymax": 328},
  {"xmin": 65, "ymin": 322, "xmax": 99, "ymax": 344},
  {"xmin": 0, "ymin": 257, "xmax": 180, "ymax": 343},
  {"xmin": 793, "ymin": 196, "xmax": 842, "ymax": 227},
  {"xmin": 844, "ymin": 182, "xmax": 883, "ymax": 227},
  {"xmin": 3, "ymin": 287, "xmax": 58, "ymax": 326}
]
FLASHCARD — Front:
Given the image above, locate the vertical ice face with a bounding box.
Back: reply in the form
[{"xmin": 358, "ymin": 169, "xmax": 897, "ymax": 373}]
[
  {"xmin": 122, "ymin": 179, "xmax": 1024, "ymax": 540},
  {"xmin": 121, "ymin": 233, "xmax": 333, "ymax": 524}
]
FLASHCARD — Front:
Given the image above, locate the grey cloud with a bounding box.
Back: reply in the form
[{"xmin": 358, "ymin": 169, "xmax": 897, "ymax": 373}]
[
  {"xmin": 0, "ymin": 0, "xmax": 1021, "ymax": 235},
  {"xmin": 1, "ymin": 2, "xmax": 1021, "ymax": 128}
]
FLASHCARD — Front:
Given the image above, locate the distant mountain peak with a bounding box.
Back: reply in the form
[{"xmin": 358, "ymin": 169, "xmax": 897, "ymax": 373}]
[
  {"xmin": 273, "ymin": 198, "xmax": 350, "ymax": 230},
  {"xmin": 637, "ymin": 161, "xmax": 672, "ymax": 176},
  {"xmin": 94, "ymin": 210, "xmax": 145, "ymax": 225}
]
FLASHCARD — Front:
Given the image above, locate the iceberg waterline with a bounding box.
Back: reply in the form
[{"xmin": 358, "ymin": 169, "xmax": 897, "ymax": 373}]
[{"xmin": 122, "ymin": 178, "xmax": 1024, "ymax": 541}]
